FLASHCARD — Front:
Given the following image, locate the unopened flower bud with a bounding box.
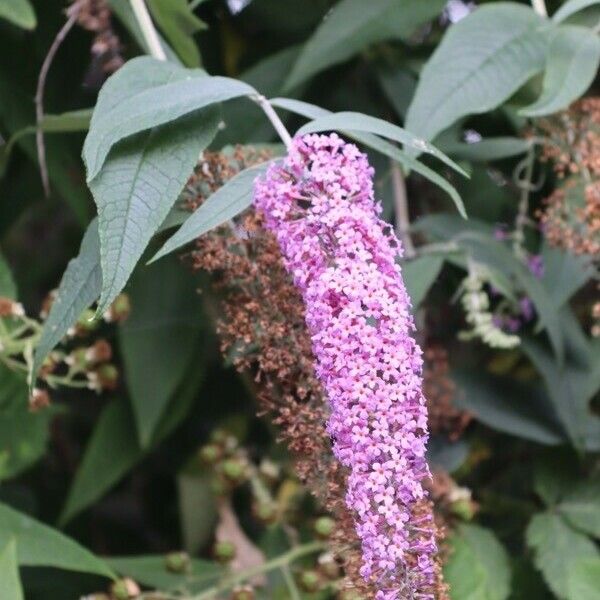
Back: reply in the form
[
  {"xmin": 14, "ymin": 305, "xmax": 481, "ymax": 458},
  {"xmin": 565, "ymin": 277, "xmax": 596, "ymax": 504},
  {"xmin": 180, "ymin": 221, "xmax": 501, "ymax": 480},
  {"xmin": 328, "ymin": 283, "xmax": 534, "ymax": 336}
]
[
  {"xmin": 314, "ymin": 516, "xmax": 335, "ymax": 539},
  {"xmin": 88, "ymin": 364, "xmax": 119, "ymax": 392},
  {"xmin": 221, "ymin": 458, "xmax": 246, "ymax": 483},
  {"xmin": 299, "ymin": 570, "xmax": 321, "ymax": 593},
  {"xmin": 450, "ymin": 498, "xmax": 477, "ymax": 521},
  {"xmin": 39, "ymin": 290, "xmax": 57, "ymax": 319},
  {"xmin": 77, "ymin": 309, "xmax": 100, "ymax": 334},
  {"xmin": 214, "ymin": 540, "xmax": 236, "ymax": 563},
  {"xmin": 0, "ymin": 297, "xmax": 25, "ymax": 318},
  {"xmin": 252, "ymin": 502, "xmax": 277, "ymax": 524},
  {"xmin": 110, "ymin": 578, "xmax": 140, "ymax": 600},
  {"xmin": 231, "ymin": 585, "xmax": 254, "ymax": 600},
  {"xmin": 165, "ymin": 551, "xmax": 190, "ymax": 574},
  {"xmin": 258, "ymin": 459, "xmax": 279, "ymax": 483},
  {"xmin": 87, "ymin": 339, "xmax": 112, "ymax": 363},
  {"xmin": 29, "ymin": 388, "xmax": 50, "ymax": 412},
  {"xmin": 199, "ymin": 444, "xmax": 221, "ymax": 464},
  {"xmin": 104, "ymin": 293, "xmax": 131, "ymax": 323}
]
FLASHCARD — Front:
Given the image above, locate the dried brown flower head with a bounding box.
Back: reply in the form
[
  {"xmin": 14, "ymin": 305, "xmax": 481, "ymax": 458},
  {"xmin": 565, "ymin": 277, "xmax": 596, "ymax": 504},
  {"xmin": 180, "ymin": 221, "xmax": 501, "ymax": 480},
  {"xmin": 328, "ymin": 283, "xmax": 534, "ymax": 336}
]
[
  {"xmin": 536, "ymin": 98, "xmax": 600, "ymax": 256},
  {"xmin": 424, "ymin": 345, "xmax": 472, "ymax": 442},
  {"xmin": 73, "ymin": 0, "xmax": 124, "ymax": 74}
]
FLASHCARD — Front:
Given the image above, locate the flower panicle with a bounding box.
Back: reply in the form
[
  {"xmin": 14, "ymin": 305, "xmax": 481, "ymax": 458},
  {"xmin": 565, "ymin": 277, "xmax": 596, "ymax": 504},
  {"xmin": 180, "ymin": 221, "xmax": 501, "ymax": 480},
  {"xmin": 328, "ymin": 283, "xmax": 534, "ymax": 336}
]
[{"xmin": 254, "ymin": 133, "xmax": 440, "ymax": 598}]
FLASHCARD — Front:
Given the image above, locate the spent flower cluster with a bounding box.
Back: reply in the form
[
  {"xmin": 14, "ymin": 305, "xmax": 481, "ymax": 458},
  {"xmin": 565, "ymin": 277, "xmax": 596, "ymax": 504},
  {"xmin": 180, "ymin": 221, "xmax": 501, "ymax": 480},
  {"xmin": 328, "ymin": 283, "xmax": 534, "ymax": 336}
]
[{"xmin": 254, "ymin": 134, "xmax": 438, "ymax": 598}]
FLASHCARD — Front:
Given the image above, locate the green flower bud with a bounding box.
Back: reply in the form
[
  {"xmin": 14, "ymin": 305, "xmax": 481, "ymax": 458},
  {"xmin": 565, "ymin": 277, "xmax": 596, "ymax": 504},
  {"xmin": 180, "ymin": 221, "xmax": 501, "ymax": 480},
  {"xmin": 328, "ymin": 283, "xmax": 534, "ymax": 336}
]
[
  {"xmin": 199, "ymin": 444, "xmax": 221, "ymax": 464},
  {"xmin": 222, "ymin": 458, "xmax": 246, "ymax": 483},
  {"xmin": 253, "ymin": 502, "xmax": 277, "ymax": 524},
  {"xmin": 314, "ymin": 516, "xmax": 335, "ymax": 538},
  {"xmin": 299, "ymin": 570, "xmax": 321, "ymax": 593},
  {"xmin": 214, "ymin": 540, "xmax": 236, "ymax": 563},
  {"xmin": 165, "ymin": 551, "xmax": 191, "ymax": 573}
]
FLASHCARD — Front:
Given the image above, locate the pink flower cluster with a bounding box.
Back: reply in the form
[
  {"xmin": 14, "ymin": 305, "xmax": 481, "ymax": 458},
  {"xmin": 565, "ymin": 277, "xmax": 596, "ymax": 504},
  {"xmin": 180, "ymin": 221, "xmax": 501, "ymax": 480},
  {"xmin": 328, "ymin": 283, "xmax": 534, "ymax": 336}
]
[{"xmin": 254, "ymin": 134, "xmax": 436, "ymax": 597}]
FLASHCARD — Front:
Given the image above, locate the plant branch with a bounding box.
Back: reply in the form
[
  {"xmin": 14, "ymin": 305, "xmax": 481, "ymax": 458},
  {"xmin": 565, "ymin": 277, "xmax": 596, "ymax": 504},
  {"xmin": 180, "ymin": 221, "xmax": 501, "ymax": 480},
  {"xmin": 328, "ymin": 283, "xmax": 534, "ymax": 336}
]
[
  {"xmin": 190, "ymin": 541, "xmax": 325, "ymax": 599},
  {"xmin": 130, "ymin": 0, "xmax": 166, "ymax": 60},
  {"xmin": 530, "ymin": 0, "xmax": 547, "ymax": 17},
  {"xmin": 35, "ymin": 3, "xmax": 81, "ymax": 197},
  {"xmin": 390, "ymin": 161, "xmax": 415, "ymax": 258},
  {"xmin": 253, "ymin": 95, "xmax": 293, "ymax": 150}
]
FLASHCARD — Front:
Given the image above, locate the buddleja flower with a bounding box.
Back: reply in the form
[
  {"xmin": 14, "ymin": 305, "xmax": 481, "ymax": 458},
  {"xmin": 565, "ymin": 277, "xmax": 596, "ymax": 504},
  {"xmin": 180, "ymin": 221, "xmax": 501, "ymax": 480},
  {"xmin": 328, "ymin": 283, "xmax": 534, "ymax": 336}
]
[{"xmin": 254, "ymin": 134, "xmax": 438, "ymax": 598}]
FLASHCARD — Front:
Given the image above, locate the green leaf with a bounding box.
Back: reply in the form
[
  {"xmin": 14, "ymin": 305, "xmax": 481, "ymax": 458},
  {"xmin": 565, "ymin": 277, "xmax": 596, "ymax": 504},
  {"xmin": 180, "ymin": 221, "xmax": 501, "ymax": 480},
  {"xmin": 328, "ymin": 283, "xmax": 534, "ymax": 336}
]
[
  {"xmin": 284, "ymin": 0, "xmax": 445, "ymax": 91},
  {"xmin": 60, "ymin": 347, "xmax": 206, "ymax": 524},
  {"xmin": 444, "ymin": 524, "xmax": 511, "ymax": 600},
  {"xmin": 376, "ymin": 65, "xmax": 417, "ymax": 121},
  {"xmin": 401, "ymin": 255, "xmax": 444, "ymax": 308},
  {"xmin": 541, "ymin": 243, "xmax": 595, "ymax": 308},
  {"xmin": 0, "ymin": 539, "xmax": 23, "ymax": 600},
  {"xmin": 92, "ymin": 107, "xmax": 220, "ymax": 316},
  {"xmin": 118, "ymin": 258, "xmax": 205, "ymax": 446},
  {"xmin": 58, "ymin": 399, "xmax": 139, "ymax": 526},
  {"xmin": 32, "ymin": 220, "xmax": 102, "ymax": 386},
  {"xmin": 0, "ymin": 73, "xmax": 91, "ymax": 224},
  {"xmin": 147, "ymin": 0, "xmax": 206, "ymax": 67},
  {"xmin": 553, "ymin": 0, "xmax": 600, "ymax": 23},
  {"xmin": 0, "ymin": 503, "xmax": 114, "ymax": 578},
  {"xmin": 151, "ymin": 162, "xmax": 270, "ymax": 263},
  {"xmin": 567, "ymin": 558, "xmax": 600, "ymax": 600},
  {"xmin": 0, "ymin": 109, "xmax": 92, "ymax": 176},
  {"xmin": 440, "ymin": 137, "xmax": 531, "ymax": 162},
  {"xmin": 0, "ymin": 366, "xmax": 54, "ymax": 481},
  {"xmin": 83, "ymin": 57, "xmax": 255, "ymax": 180},
  {"xmin": 0, "ymin": 0, "xmax": 35, "ymax": 29},
  {"xmin": 558, "ymin": 479, "xmax": 600, "ymax": 538},
  {"xmin": 527, "ymin": 512, "xmax": 599, "ymax": 599},
  {"xmin": 270, "ymin": 98, "xmax": 466, "ymax": 217},
  {"xmin": 453, "ymin": 370, "xmax": 565, "ymax": 445},
  {"xmin": 520, "ymin": 26, "xmax": 600, "ymax": 117},
  {"xmin": 405, "ymin": 3, "xmax": 548, "ymax": 142},
  {"xmin": 522, "ymin": 317, "xmax": 600, "ymax": 451},
  {"xmin": 297, "ymin": 111, "xmax": 467, "ymax": 176},
  {"xmin": 107, "ymin": 555, "xmax": 221, "ymax": 592},
  {"xmin": 0, "ymin": 252, "xmax": 17, "ymax": 299},
  {"xmin": 177, "ymin": 466, "xmax": 218, "ymax": 554}
]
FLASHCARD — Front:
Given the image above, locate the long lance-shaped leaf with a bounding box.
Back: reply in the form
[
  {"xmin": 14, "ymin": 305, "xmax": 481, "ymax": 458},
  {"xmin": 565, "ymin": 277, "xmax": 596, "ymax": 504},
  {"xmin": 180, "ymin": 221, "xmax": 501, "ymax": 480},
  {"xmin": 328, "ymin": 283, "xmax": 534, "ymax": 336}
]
[
  {"xmin": 150, "ymin": 162, "xmax": 271, "ymax": 263},
  {"xmin": 31, "ymin": 220, "xmax": 102, "ymax": 388},
  {"xmin": 92, "ymin": 108, "xmax": 220, "ymax": 316},
  {"xmin": 297, "ymin": 111, "xmax": 467, "ymax": 177},
  {"xmin": 270, "ymin": 98, "xmax": 467, "ymax": 218},
  {"xmin": 83, "ymin": 57, "xmax": 256, "ymax": 179}
]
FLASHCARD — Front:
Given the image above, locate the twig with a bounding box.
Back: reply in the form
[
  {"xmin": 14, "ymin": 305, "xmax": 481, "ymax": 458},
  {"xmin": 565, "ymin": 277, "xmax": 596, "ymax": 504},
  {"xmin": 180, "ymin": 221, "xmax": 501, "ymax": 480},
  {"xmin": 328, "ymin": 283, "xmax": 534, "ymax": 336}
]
[
  {"xmin": 390, "ymin": 160, "xmax": 415, "ymax": 258},
  {"xmin": 530, "ymin": 0, "xmax": 547, "ymax": 17},
  {"xmin": 130, "ymin": 0, "xmax": 166, "ymax": 60},
  {"xmin": 35, "ymin": 3, "xmax": 81, "ymax": 197},
  {"xmin": 253, "ymin": 94, "xmax": 293, "ymax": 150},
  {"xmin": 190, "ymin": 541, "xmax": 325, "ymax": 599}
]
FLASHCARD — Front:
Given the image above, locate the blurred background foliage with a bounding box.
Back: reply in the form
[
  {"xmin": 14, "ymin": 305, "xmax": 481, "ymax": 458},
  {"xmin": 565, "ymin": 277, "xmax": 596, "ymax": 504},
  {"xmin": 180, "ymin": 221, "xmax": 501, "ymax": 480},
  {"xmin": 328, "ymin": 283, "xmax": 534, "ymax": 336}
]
[{"xmin": 0, "ymin": 0, "xmax": 598, "ymax": 598}]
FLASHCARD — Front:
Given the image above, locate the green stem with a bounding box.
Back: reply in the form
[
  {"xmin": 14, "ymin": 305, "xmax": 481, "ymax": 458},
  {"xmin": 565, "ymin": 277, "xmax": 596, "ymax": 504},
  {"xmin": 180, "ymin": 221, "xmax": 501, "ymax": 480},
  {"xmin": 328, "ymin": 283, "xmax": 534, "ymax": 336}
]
[
  {"xmin": 281, "ymin": 564, "xmax": 301, "ymax": 600},
  {"xmin": 531, "ymin": 0, "xmax": 547, "ymax": 17},
  {"xmin": 130, "ymin": 0, "xmax": 167, "ymax": 61},
  {"xmin": 190, "ymin": 541, "xmax": 325, "ymax": 600}
]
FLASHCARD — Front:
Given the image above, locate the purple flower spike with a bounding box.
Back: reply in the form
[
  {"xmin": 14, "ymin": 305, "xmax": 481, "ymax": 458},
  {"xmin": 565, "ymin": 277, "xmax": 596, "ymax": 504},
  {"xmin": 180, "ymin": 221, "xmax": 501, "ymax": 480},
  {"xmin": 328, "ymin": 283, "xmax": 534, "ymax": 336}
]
[{"xmin": 254, "ymin": 134, "xmax": 437, "ymax": 596}]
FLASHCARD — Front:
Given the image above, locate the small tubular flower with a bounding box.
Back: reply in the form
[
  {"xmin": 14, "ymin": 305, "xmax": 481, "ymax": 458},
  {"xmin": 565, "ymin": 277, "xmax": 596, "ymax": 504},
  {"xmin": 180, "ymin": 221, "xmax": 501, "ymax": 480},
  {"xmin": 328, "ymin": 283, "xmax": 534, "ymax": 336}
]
[{"xmin": 254, "ymin": 134, "xmax": 437, "ymax": 597}]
